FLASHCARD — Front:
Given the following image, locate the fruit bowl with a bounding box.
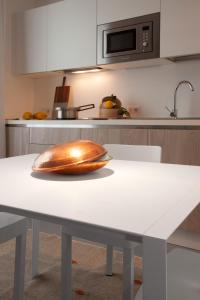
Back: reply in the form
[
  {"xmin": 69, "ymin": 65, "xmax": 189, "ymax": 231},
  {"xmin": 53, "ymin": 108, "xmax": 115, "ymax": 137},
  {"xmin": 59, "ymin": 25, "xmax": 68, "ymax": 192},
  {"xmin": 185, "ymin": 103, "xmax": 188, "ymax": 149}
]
[
  {"xmin": 32, "ymin": 140, "xmax": 111, "ymax": 175},
  {"xmin": 99, "ymin": 108, "xmax": 119, "ymax": 119}
]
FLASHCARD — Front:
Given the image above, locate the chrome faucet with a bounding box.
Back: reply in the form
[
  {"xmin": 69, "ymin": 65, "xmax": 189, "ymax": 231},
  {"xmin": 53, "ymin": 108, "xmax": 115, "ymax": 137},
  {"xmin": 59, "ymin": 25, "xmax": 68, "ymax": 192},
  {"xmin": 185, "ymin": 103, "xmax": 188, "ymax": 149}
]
[{"xmin": 166, "ymin": 80, "xmax": 195, "ymax": 118}]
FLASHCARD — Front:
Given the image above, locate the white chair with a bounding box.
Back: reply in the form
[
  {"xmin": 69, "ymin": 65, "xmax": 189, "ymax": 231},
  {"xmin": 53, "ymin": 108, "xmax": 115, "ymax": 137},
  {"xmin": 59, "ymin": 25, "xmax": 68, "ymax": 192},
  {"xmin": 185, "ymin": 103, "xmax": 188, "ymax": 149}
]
[
  {"xmin": 104, "ymin": 144, "xmax": 161, "ymax": 163},
  {"xmin": 61, "ymin": 144, "xmax": 162, "ymax": 300},
  {"xmin": 103, "ymin": 144, "xmax": 162, "ymax": 276},
  {"xmin": 0, "ymin": 212, "xmax": 28, "ymax": 300}
]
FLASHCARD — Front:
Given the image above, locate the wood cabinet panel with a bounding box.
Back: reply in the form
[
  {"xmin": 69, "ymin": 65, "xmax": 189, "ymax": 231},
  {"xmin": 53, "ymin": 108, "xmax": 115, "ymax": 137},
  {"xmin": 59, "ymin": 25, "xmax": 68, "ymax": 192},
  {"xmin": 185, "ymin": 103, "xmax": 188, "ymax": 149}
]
[
  {"xmin": 6, "ymin": 127, "xmax": 30, "ymax": 157},
  {"xmin": 81, "ymin": 128, "xmax": 120, "ymax": 144},
  {"xmin": 81, "ymin": 128, "xmax": 148, "ymax": 145},
  {"xmin": 180, "ymin": 204, "xmax": 200, "ymax": 234},
  {"xmin": 30, "ymin": 128, "xmax": 81, "ymax": 145},
  {"xmin": 148, "ymin": 129, "xmax": 200, "ymax": 165},
  {"xmin": 119, "ymin": 129, "xmax": 148, "ymax": 145},
  {"xmin": 28, "ymin": 143, "xmax": 53, "ymax": 154}
]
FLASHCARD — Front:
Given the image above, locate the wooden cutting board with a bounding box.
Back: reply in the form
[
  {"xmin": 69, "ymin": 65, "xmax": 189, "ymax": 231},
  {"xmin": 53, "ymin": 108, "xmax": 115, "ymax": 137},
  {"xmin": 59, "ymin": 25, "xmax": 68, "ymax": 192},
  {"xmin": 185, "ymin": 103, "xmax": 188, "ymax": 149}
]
[{"xmin": 54, "ymin": 76, "xmax": 70, "ymax": 104}]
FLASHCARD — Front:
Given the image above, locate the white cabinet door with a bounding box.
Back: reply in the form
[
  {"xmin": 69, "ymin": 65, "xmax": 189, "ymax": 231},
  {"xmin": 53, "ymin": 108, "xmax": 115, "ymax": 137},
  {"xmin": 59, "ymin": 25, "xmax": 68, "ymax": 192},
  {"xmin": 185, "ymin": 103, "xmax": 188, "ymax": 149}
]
[
  {"xmin": 97, "ymin": 0, "xmax": 160, "ymax": 24},
  {"xmin": 47, "ymin": 0, "xmax": 97, "ymax": 71},
  {"xmin": 14, "ymin": 6, "xmax": 48, "ymax": 74},
  {"xmin": 161, "ymin": 0, "xmax": 200, "ymax": 58}
]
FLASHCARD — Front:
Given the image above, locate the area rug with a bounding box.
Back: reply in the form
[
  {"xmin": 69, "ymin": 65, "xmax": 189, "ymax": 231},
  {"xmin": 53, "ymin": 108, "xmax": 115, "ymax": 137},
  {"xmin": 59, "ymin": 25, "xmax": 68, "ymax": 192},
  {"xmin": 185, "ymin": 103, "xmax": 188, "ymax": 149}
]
[{"xmin": 0, "ymin": 231, "xmax": 142, "ymax": 299}]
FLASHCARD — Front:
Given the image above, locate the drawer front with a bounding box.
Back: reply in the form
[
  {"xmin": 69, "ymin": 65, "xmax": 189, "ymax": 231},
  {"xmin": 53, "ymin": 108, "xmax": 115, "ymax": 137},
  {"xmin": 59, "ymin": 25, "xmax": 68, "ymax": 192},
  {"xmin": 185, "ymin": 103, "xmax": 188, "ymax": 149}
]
[
  {"xmin": 30, "ymin": 128, "xmax": 81, "ymax": 145},
  {"xmin": 6, "ymin": 127, "xmax": 30, "ymax": 157},
  {"xmin": 28, "ymin": 143, "xmax": 53, "ymax": 154},
  {"xmin": 81, "ymin": 128, "xmax": 148, "ymax": 145}
]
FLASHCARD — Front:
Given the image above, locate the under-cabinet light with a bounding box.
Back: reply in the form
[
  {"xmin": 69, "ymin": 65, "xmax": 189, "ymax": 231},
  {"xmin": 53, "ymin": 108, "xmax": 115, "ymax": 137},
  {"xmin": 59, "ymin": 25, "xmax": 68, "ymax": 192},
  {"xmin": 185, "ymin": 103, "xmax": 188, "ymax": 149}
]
[{"xmin": 71, "ymin": 67, "xmax": 102, "ymax": 74}]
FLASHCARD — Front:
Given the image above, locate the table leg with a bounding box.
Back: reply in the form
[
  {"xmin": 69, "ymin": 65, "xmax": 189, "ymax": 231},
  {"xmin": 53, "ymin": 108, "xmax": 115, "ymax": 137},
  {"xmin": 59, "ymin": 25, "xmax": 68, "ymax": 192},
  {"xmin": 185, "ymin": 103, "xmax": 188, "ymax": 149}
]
[
  {"xmin": 123, "ymin": 247, "xmax": 134, "ymax": 300},
  {"xmin": 61, "ymin": 231, "xmax": 72, "ymax": 300},
  {"xmin": 32, "ymin": 220, "xmax": 40, "ymax": 278},
  {"xmin": 106, "ymin": 245, "xmax": 113, "ymax": 276},
  {"xmin": 143, "ymin": 236, "xmax": 167, "ymax": 300}
]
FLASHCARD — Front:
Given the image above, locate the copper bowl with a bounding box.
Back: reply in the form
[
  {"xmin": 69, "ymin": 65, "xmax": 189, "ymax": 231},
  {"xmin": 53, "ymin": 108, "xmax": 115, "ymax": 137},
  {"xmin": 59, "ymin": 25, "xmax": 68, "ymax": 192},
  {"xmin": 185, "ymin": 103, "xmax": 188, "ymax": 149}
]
[{"xmin": 32, "ymin": 140, "xmax": 111, "ymax": 175}]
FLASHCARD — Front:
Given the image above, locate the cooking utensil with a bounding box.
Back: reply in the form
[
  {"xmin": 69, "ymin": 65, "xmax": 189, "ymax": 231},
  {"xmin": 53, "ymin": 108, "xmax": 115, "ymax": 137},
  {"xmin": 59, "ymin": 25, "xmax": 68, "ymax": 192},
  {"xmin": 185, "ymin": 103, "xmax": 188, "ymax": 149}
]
[
  {"xmin": 56, "ymin": 104, "xmax": 95, "ymax": 119},
  {"xmin": 54, "ymin": 76, "xmax": 70, "ymax": 104}
]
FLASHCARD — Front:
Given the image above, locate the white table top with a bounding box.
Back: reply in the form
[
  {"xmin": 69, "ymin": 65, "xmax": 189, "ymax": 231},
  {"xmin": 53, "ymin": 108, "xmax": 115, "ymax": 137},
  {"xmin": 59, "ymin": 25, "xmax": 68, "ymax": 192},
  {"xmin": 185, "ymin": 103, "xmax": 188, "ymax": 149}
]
[{"xmin": 0, "ymin": 154, "xmax": 199, "ymax": 241}]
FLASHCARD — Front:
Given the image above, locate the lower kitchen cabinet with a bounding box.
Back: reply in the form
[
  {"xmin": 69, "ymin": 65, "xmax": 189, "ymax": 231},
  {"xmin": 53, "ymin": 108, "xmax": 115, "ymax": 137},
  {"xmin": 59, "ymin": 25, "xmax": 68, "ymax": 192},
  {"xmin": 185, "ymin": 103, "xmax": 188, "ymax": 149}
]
[
  {"xmin": 81, "ymin": 128, "xmax": 148, "ymax": 145},
  {"xmin": 6, "ymin": 127, "xmax": 148, "ymax": 155},
  {"xmin": 149, "ymin": 129, "xmax": 200, "ymax": 165},
  {"xmin": 181, "ymin": 204, "xmax": 200, "ymax": 234},
  {"xmin": 29, "ymin": 127, "xmax": 81, "ymax": 145},
  {"xmin": 7, "ymin": 127, "xmax": 200, "ymax": 165},
  {"xmin": 6, "ymin": 127, "xmax": 30, "ymax": 157},
  {"xmin": 28, "ymin": 143, "xmax": 53, "ymax": 154}
]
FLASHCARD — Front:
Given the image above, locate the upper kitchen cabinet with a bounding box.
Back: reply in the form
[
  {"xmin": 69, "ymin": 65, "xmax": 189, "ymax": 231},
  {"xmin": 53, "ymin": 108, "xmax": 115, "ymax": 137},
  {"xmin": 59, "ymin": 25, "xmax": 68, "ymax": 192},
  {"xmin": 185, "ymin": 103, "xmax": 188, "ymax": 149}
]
[
  {"xmin": 14, "ymin": 6, "xmax": 48, "ymax": 74},
  {"xmin": 47, "ymin": 0, "xmax": 97, "ymax": 71},
  {"xmin": 97, "ymin": 0, "xmax": 160, "ymax": 24},
  {"xmin": 161, "ymin": 0, "xmax": 200, "ymax": 58}
]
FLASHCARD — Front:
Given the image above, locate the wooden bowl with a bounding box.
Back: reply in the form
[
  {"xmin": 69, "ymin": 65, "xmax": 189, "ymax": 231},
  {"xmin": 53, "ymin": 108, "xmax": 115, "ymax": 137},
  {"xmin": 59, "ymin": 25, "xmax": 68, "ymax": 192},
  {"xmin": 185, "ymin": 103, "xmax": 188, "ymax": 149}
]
[{"xmin": 32, "ymin": 140, "xmax": 111, "ymax": 174}]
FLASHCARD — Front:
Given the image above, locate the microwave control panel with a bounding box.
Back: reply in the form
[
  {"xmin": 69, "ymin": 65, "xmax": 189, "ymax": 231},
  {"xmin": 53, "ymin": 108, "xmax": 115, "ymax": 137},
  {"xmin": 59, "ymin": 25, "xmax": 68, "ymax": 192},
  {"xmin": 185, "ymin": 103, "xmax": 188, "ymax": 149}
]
[{"xmin": 140, "ymin": 22, "xmax": 153, "ymax": 53}]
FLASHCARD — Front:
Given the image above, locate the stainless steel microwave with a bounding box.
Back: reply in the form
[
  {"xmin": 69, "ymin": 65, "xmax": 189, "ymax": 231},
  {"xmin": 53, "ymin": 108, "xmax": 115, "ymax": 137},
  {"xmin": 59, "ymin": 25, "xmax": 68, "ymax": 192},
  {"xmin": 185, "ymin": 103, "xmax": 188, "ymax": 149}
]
[{"xmin": 97, "ymin": 13, "xmax": 160, "ymax": 65}]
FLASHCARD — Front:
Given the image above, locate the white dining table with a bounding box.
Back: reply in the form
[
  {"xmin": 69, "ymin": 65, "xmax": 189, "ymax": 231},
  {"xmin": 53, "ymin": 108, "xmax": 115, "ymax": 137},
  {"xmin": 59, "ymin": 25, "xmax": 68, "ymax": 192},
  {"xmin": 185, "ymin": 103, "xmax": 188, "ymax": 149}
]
[{"xmin": 0, "ymin": 154, "xmax": 200, "ymax": 300}]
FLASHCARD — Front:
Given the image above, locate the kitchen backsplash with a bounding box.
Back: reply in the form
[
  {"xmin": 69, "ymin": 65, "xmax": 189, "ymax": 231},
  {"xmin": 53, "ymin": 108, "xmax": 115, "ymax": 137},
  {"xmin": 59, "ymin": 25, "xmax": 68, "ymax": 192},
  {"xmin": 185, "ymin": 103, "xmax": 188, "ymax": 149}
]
[{"xmin": 32, "ymin": 59, "xmax": 200, "ymax": 119}]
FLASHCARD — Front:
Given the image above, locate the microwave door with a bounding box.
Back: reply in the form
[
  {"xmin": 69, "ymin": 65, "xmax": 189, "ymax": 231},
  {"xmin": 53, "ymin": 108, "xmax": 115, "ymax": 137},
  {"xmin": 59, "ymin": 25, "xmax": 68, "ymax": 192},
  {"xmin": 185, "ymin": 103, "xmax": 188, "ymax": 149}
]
[{"xmin": 103, "ymin": 26, "xmax": 140, "ymax": 58}]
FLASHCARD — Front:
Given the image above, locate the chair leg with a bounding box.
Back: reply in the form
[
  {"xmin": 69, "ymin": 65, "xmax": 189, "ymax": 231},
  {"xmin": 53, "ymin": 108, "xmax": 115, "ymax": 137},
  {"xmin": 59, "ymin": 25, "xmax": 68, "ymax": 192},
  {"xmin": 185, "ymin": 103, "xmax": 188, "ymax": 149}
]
[
  {"xmin": 13, "ymin": 231, "xmax": 27, "ymax": 300},
  {"xmin": 61, "ymin": 231, "xmax": 72, "ymax": 300},
  {"xmin": 123, "ymin": 247, "xmax": 134, "ymax": 300},
  {"xmin": 106, "ymin": 245, "xmax": 113, "ymax": 276}
]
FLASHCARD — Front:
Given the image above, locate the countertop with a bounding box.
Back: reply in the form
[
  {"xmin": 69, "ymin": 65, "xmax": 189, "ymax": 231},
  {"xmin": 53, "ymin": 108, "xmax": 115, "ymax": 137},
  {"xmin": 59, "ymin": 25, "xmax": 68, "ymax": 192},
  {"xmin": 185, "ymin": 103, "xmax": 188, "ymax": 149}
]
[{"xmin": 6, "ymin": 118, "xmax": 200, "ymax": 129}]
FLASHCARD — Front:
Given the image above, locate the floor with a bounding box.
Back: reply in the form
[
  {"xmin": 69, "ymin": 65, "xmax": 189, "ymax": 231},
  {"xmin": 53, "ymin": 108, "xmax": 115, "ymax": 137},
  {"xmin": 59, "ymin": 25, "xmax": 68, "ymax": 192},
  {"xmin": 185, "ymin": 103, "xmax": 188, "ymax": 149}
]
[{"xmin": 0, "ymin": 231, "xmax": 142, "ymax": 299}]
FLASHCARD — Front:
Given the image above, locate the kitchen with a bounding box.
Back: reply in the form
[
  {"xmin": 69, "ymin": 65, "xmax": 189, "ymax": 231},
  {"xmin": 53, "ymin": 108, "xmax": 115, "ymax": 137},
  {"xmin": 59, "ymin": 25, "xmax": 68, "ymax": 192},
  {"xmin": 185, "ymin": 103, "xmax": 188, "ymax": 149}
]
[{"xmin": 0, "ymin": 0, "xmax": 200, "ymax": 299}]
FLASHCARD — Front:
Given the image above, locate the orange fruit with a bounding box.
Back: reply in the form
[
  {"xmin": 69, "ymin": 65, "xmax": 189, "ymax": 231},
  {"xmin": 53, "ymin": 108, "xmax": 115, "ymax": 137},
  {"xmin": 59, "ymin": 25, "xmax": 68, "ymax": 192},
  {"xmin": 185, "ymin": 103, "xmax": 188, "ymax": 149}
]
[
  {"xmin": 102, "ymin": 100, "xmax": 114, "ymax": 109},
  {"xmin": 33, "ymin": 112, "xmax": 48, "ymax": 120},
  {"xmin": 22, "ymin": 112, "xmax": 33, "ymax": 120}
]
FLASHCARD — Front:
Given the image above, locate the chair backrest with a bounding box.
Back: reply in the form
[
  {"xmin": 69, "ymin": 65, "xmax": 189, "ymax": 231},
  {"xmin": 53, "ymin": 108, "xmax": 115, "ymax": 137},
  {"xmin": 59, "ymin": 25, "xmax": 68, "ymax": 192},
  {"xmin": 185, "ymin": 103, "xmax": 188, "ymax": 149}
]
[{"xmin": 103, "ymin": 144, "xmax": 161, "ymax": 162}]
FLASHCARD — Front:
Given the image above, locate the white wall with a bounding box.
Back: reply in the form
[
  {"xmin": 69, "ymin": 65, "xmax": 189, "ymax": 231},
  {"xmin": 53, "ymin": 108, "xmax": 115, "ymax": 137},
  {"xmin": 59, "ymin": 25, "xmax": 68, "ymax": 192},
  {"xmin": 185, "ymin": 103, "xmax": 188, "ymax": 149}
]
[{"xmin": 33, "ymin": 59, "xmax": 200, "ymax": 119}]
